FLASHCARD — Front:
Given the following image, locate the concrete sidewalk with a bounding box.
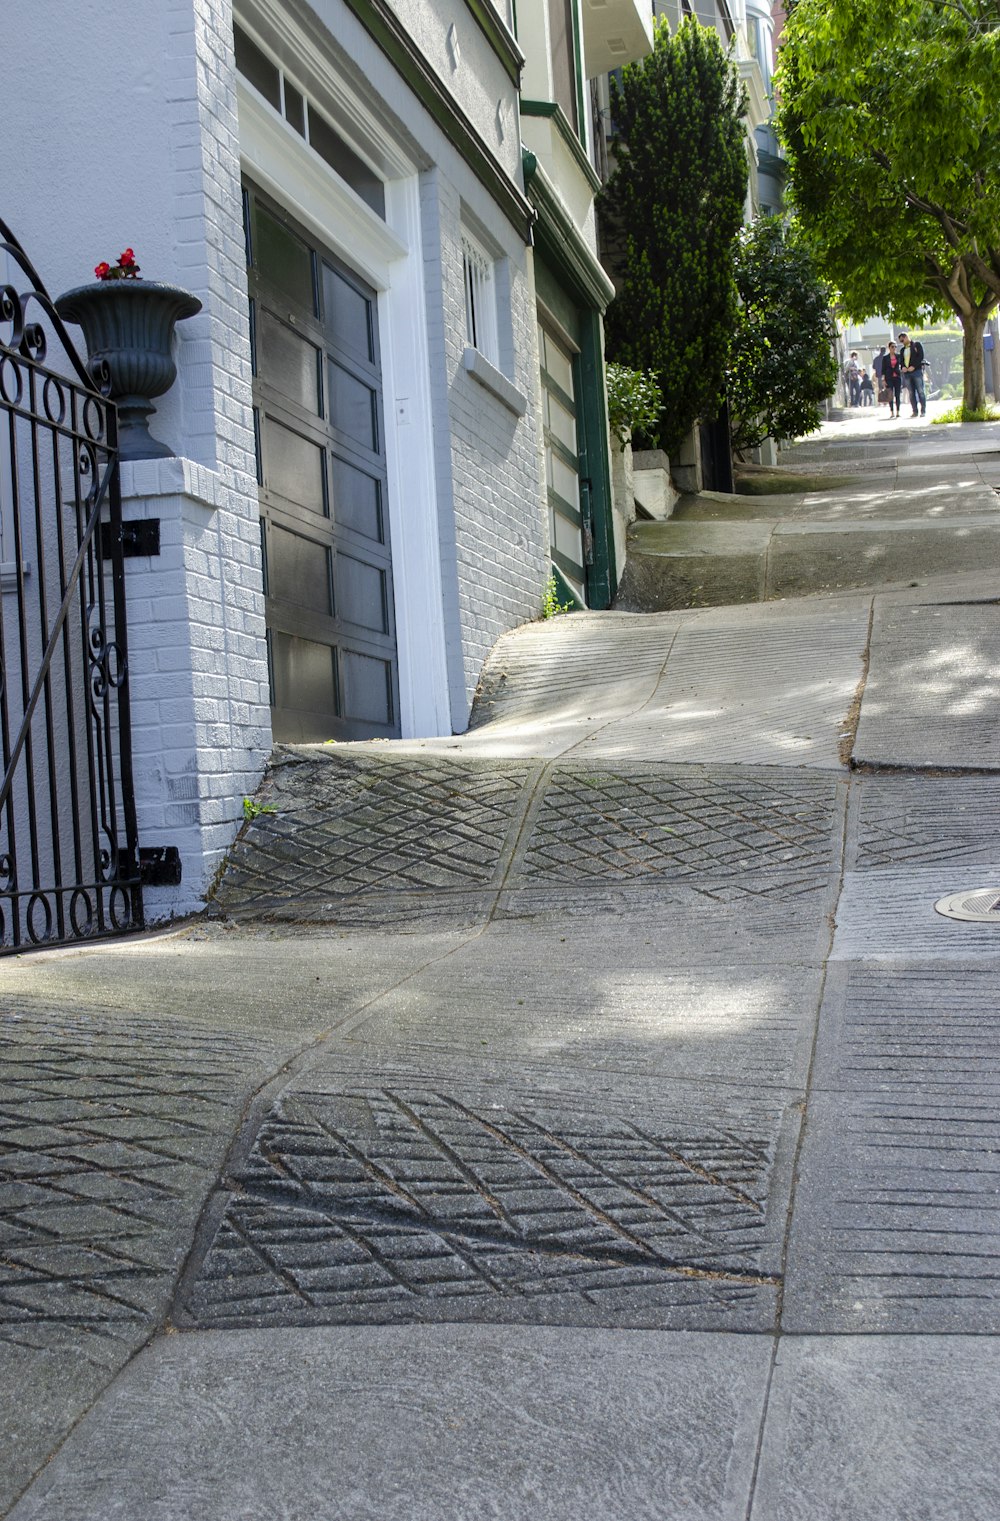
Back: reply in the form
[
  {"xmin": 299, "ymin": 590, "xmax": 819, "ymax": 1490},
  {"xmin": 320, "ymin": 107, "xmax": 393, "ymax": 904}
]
[
  {"xmin": 618, "ymin": 398, "xmax": 1000, "ymax": 610},
  {"xmin": 3, "ymin": 413, "xmax": 1000, "ymax": 1519}
]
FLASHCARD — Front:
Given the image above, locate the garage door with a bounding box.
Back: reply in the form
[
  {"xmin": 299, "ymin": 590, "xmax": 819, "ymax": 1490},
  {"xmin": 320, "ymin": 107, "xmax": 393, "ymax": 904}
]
[{"xmin": 245, "ymin": 182, "xmax": 400, "ymax": 741}]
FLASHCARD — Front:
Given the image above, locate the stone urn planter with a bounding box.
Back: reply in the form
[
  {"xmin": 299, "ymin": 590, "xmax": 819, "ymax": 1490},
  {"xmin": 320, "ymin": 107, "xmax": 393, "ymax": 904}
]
[{"xmin": 55, "ymin": 281, "xmax": 202, "ymax": 461}]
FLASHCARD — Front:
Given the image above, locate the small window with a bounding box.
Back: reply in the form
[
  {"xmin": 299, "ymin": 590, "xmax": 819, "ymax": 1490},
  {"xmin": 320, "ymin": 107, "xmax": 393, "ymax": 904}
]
[
  {"xmin": 308, "ymin": 108, "xmax": 385, "ymax": 219},
  {"xmin": 283, "ymin": 80, "xmax": 306, "ymax": 137},
  {"xmin": 462, "ymin": 234, "xmax": 499, "ymax": 368},
  {"xmin": 233, "ymin": 23, "xmax": 281, "ymax": 110}
]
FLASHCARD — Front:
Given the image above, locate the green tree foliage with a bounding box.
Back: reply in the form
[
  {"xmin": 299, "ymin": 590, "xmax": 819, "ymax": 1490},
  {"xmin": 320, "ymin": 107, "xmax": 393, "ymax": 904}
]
[
  {"xmin": 777, "ymin": 0, "xmax": 1000, "ymax": 409},
  {"xmin": 727, "ymin": 217, "xmax": 839, "ymax": 455},
  {"xmin": 601, "ymin": 18, "xmax": 748, "ymax": 455},
  {"xmin": 605, "ymin": 363, "xmax": 663, "ymax": 449}
]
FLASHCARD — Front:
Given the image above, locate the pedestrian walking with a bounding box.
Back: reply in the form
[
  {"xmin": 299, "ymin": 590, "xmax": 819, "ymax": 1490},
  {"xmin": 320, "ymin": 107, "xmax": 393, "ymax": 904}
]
[
  {"xmin": 898, "ymin": 331, "xmax": 926, "ymax": 416},
  {"xmin": 860, "ymin": 369, "xmax": 875, "ymax": 406},
  {"xmin": 881, "ymin": 342, "xmax": 902, "ymax": 416},
  {"xmin": 846, "ymin": 351, "xmax": 861, "ymax": 406},
  {"xmin": 872, "ymin": 347, "xmax": 891, "ymax": 408}
]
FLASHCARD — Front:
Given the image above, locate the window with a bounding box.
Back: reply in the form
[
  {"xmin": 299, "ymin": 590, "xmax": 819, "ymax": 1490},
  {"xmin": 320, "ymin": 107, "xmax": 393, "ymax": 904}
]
[
  {"xmin": 233, "ymin": 22, "xmax": 386, "ymax": 219},
  {"xmin": 547, "ymin": 0, "xmax": 580, "ymax": 134},
  {"xmin": 462, "ymin": 233, "xmax": 499, "ymax": 367}
]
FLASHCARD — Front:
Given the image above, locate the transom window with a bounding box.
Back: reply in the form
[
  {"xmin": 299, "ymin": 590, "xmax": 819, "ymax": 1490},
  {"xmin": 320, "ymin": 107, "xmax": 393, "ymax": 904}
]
[{"xmin": 233, "ymin": 22, "xmax": 385, "ymax": 219}]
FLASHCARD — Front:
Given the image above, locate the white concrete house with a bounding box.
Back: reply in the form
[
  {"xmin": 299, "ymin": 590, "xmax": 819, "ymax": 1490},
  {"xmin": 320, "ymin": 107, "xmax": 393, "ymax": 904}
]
[{"xmin": 3, "ymin": 0, "xmax": 551, "ymax": 929}]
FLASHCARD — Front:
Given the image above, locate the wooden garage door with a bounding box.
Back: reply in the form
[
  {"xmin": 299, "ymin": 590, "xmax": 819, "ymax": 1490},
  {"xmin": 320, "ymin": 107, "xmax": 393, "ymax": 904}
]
[{"xmin": 245, "ymin": 183, "xmax": 400, "ymax": 742}]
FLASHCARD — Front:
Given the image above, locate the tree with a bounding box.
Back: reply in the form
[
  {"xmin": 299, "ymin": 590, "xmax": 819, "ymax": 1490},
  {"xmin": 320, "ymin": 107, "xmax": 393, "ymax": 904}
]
[
  {"xmin": 727, "ymin": 217, "xmax": 839, "ymax": 455},
  {"xmin": 777, "ymin": 0, "xmax": 1000, "ymax": 410},
  {"xmin": 601, "ymin": 17, "xmax": 748, "ymax": 456}
]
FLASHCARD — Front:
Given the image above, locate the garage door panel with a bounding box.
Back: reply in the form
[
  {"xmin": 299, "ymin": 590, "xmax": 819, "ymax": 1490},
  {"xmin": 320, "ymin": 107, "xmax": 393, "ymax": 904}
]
[
  {"xmin": 266, "ymin": 523, "xmax": 334, "ymax": 617},
  {"xmin": 328, "ymin": 361, "xmax": 379, "ymax": 454},
  {"xmin": 269, "ymin": 631, "xmax": 339, "ymax": 725},
  {"xmin": 256, "ymin": 309, "xmax": 322, "ymax": 416},
  {"xmin": 335, "ymin": 552, "xmax": 389, "ymax": 635},
  {"xmin": 322, "ymin": 262, "xmax": 374, "ymax": 365},
  {"xmin": 262, "ymin": 414, "xmax": 327, "ymax": 516},
  {"xmin": 253, "ymin": 204, "xmax": 316, "ymax": 315},
  {"xmin": 330, "ymin": 456, "xmax": 385, "ymax": 544},
  {"xmin": 341, "ymin": 649, "xmax": 393, "ymax": 726}
]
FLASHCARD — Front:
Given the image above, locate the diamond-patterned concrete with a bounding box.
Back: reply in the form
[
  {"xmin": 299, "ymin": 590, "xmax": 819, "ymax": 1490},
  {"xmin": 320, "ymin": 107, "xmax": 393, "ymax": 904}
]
[
  {"xmin": 215, "ymin": 753, "xmax": 846, "ymax": 926},
  {"xmin": 179, "ymin": 1065, "xmax": 790, "ymax": 1333},
  {"xmin": 216, "ymin": 752, "xmax": 536, "ymax": 920},
  {"xmin": 0, "ymin": 1009, "xmax": 280, "ymax": 1363},
  {"xmin": 516, "ymin": 766, "xmax": 842, "ymax": 889}
]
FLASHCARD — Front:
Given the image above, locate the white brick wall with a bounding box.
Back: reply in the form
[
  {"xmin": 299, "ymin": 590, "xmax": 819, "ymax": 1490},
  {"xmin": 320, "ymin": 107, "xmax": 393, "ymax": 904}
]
[
  {"xmin": 2, "ymin": 0, "xmax": 272, "ymax": 920},
  {"xmin": 119, "ymin": 456, "xmax": 271, "ymax": 921},
  {"xmin": 421, "ymin": 171, "xmax": 549, "ymax": 725}
]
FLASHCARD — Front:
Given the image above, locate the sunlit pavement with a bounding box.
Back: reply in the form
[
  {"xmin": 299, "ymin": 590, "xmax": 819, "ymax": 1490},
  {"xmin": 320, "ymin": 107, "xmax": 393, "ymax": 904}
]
[
  {"xmin": 3, "ymin": 419, "xmax": 1000, "ymax": 1519},
  {"xmin": 619, "ymin": 400, "xmax": 1000, "ymax": 611}
]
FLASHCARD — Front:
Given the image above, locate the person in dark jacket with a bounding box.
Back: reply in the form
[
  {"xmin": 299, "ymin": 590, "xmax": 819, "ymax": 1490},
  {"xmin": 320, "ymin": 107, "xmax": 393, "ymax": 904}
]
[
  {"xmin": 881, "ymin": 342, "xmax": 903, "ymax": 417},
  {"xmin": 898, "ymin": 331, "xmax": 926, "ymax": 416}
]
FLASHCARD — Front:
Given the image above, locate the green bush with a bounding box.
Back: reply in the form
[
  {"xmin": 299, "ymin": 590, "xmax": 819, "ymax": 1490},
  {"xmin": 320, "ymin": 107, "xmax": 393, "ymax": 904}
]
[
  {"xmin": 727, "ymin": 217, "xmax": 838, "ymax": 456},
  {"xmin": 605, "ymin": 363, "xmax": 663, "ymax": 450}
]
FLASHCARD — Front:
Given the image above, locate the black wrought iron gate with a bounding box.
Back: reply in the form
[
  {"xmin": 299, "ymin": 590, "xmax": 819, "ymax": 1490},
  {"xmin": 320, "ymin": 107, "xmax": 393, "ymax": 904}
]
[{"xmin": 0, "ymin": 218, "xmax": 143, "ymax": 950}]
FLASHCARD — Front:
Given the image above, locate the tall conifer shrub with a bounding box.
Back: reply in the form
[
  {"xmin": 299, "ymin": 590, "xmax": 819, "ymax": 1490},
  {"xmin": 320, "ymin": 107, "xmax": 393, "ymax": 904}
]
[{"xmin": 602, "ymin": 18, "xmax": 748, "ymax": 455}]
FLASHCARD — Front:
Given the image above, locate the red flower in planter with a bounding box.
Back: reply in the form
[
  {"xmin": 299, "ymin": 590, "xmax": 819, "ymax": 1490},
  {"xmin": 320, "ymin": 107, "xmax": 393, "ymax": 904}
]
[{"xmin": 94, "ymin": 249, "xmax": 142, "ymax": 281}]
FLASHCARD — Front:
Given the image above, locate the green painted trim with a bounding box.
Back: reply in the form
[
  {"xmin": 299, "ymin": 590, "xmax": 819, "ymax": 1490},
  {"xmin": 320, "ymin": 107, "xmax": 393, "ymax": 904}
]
[
  {"xmin": 463, "ymin": 0, "xmax": 525, "ymax": 86},
  {"xmin": 342, "ymin": 0, "xmax": 533, "ymax": 240},
  {"xmin": 551, "ymin": 563, "xmax": 586, "ymax": 610},
  {"xmin": 578, "ymin": 308, "xmax": 616, "ymax": 606},
  {"xmin": 572, "ymin": 311, "xmax": 611, "ymax": 608},
  {"xmin": 520, "ymin": 100, "xmax": 602, "ymax": 192},
  {"xmin": 522, "ymin": 152, "xmax": 615, "ymax": 311},
  {"xmin": 549, "ymin": 488, "xmax": 582, "ymax": 526}
]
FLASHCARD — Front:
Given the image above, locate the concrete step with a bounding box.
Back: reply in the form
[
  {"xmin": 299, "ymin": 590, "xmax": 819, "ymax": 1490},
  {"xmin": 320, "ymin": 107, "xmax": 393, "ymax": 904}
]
[
  {"xmin": 618, "ymin": 411, "xmax": 1000, "ymax": 612},
  {"xmin": 617, "ymin": 512, "xmax": 1000, "ymax": 611}
]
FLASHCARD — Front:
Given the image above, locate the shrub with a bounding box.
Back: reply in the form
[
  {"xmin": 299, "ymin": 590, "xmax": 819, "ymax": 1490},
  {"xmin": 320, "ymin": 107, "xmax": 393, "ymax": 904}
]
[{"xmin": 605, "ymin": 363, "xmax": 663, "ymax": 450}]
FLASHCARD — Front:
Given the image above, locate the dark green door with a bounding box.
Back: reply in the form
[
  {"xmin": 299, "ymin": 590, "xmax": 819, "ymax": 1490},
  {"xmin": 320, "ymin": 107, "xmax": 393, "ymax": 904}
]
[
  {"xmin": 538, "ymin": 316, "xmax": 591, "ymax": 603},
  {"xmin": 245, "ymin": 182, "xmax": 400, "ymax": 742}
]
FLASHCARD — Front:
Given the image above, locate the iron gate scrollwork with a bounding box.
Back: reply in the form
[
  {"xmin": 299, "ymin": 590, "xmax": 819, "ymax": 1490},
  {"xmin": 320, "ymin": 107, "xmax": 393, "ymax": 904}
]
[{"xmin": 0, "ymin": 217, "xmax": 143, "ymax": 950}]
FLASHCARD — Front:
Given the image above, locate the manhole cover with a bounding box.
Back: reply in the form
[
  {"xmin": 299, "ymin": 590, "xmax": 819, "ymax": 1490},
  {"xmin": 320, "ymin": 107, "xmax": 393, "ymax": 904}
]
[{"xmin": 934, "ymin": 889, "xmax": 1000, "ymax": 923}]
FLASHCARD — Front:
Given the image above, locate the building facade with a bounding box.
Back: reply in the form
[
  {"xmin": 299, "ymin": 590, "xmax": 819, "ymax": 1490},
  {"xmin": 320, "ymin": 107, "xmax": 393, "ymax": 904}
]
[
  {"xmin": 2, "ymin": 0, "xmax": 660, "ymax": 935},
  {"xmin": 3, "ymin": 0, "xmax": 551, "ymax": 923}
]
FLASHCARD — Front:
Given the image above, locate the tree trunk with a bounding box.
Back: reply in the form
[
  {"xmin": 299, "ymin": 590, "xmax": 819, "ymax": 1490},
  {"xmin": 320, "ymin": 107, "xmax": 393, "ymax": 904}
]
[{"xmin": 962, "ymin": 310, "xmax": 988, "ymax": 411}]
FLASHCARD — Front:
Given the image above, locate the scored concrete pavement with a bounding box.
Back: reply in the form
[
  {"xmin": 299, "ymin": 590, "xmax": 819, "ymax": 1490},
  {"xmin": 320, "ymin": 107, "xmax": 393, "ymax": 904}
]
[{"xmin": 4, "ymin": 412, "xmax": 1000, "ymax": 1518}]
